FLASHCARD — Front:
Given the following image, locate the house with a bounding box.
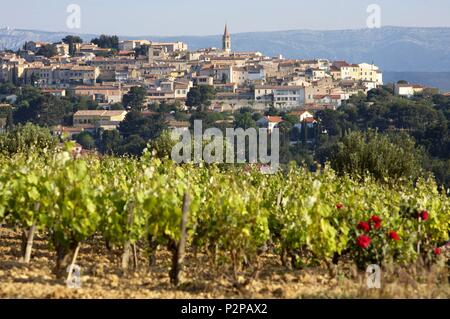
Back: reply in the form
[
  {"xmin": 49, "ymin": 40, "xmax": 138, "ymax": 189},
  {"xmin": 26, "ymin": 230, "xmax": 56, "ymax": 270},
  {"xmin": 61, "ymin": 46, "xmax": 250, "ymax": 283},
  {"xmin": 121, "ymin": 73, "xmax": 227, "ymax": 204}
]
[
  {"xmin": 119, "ymin": 40, "xmax": 151, "ymax": 51},
  {"xmin": 254, "ymin": 85, "xmax": 275, "ymax": 104},
  {"xmin": 52, "ymin": 125, "xmax": 86, "ymax": 139},
  {"xmin": 54, "ymin": 43, "xmax": 70, "ymax": 56},
  {"xmin": 115, "ymin": 66, "xmax": 140, "ymax": 83},
  {"xmin": 41, "ymin": 88, "xmax": 66, "ymax": 97},
  {"xmin": 214, "ymin": 82, "xmax": 237, "ymax": 93},
  {"xmin": 70, "ymin": 86, "xmax": 123, "ymax": 104},
  {"xmin": 395, "ymin": 83, "xmax": 425, "ymax": 97},
  {"xmin": 305, "ymin": 68, "xmax": 326, "ymax": 82},
  {"xmin": 193, "ymin": 75, "xmax": 214, "ymax": 86},
  {"xmin": 313, "ymin": 94, "xmax": 344, "ymax": 107},
  {"xmin": 245, "ymin": 65, "xmax": 265, "ymax": 83},
  {"xmin": 199, "ymin": 64, "xmax": 234, "ymax": 84},
  {"xmin": 146, "ymin": 80, "xmax": 192, "ymax": 104},
  {"xmin": 152, "ymin": 42, "xmax": 188, "ymax": 53},
  {"xmin": 330, "ymin": 66, "xmax": 341, "ymax": 80},
  {"xmin": 273, "ymin": 86, "xmax": 305, "ymax": 109},
  {"xmin": 358, "ymin": 63, "xmax": 383, "ymax": 85},
  {"xmin": 168, "ymin": 120, "xmax": 190, "ymax": 132},
  {"xmin": 24, "ymin": 65, "xmax": 100, "ymax": 86},
  {"xmin": 254, "ymin": 85, "xmax": 305, "ymax": 109},
  {"xmin": 24, "ymin": 41, "xmax": 49, "ymax": 53},
  {"xmin": 233, "ymin": 65, "xmax": 266, "ymax": 86},
  {"xmin": 256, "ymin": 116, "xmax": 284, "ymax": 133},
  {"xmin": 5, "ymin": 95, "xmax": 17, "ymax": 104},
  {"xmin": 289, "ymin": 110, "xmax": 315, "ymax": 123},
  {"xmin": 73, "ymin": 110, "xmax": 128, "ymax": 131}
]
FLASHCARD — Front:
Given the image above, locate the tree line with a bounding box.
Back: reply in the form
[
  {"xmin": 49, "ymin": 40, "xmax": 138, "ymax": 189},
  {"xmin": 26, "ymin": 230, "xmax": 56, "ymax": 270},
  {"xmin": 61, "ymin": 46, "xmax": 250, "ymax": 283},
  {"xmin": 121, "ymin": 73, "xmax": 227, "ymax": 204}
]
[{"xmin": 1, "ymin": 81, "xmax": 449, "ymax": 187}]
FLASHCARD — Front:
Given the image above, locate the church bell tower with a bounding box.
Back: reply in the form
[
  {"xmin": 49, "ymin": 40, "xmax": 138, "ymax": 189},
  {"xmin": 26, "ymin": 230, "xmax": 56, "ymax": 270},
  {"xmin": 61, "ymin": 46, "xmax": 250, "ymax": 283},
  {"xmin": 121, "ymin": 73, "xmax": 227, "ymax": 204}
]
[{"xmin": 223, "ymin": 24, "xmax": 231, "ymax": 53}]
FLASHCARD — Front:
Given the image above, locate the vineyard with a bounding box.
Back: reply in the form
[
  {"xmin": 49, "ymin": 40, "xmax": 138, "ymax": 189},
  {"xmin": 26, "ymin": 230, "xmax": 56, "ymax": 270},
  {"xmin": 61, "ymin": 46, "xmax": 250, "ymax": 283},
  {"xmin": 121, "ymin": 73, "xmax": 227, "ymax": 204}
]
[{"xmin": 0, "ymin": 146, "xmax": 449, "ymax": 298}]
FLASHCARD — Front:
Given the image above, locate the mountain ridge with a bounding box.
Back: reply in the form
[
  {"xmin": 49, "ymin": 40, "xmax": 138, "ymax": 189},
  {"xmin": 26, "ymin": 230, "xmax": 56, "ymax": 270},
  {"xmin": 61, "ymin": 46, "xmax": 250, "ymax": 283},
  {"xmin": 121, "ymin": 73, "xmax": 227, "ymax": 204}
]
[{"xmin": 1, "ymin": 26, "xmax": 450, "ymax": 72}]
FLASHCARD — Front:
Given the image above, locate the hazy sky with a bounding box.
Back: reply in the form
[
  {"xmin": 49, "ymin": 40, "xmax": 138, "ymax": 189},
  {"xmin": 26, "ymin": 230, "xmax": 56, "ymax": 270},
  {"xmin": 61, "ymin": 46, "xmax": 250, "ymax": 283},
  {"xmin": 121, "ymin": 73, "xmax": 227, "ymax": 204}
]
[{"xmin": 2, "ymin": 0, "xmax": 450, "ymax": 36}]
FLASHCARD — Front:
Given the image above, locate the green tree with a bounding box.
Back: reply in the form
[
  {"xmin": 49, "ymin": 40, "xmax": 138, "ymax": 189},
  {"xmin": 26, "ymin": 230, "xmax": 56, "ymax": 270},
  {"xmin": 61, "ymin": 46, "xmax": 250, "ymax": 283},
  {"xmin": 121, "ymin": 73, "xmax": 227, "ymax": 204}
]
[
  {"xmin": 14, "ymin": 92, "xmax": 70, "ymax": 126},
  {"xmin": 149, "ymin": 130, "xmax": 178, "ymax": 159},
  {"xmin": 134, "ymin": 44, "xmax": 150, "ymax": 57},
  {"xmin": 73, "ymin": 95, "xmax": 99, "ymax": 111},
  {"xmin": 0, "ymin": 82, "xmax": 17, "ymax": 95},
  {"xmin": 98, "ymin": 129, "xmax": 122, "ymax": 154},
  {"xmin": 265, "ymin": 106, "xmax": 279, "ymax": 116},
  {"xmin": 91, "ymin": 35, "xmax": 119, "ymax": 49},
  {"xmin": 221, "ymin": 73, "xmax": 228, "ymax": 84},
  {"xmin": 62, "ymin": 35, "xmax": 83, "ymax": 56},
  {"xmin": 75, "ymin": 131, "xmax": 95, "ymax": 150},
  {"xmin": 36, "ymin": 44, "xmax": 58, "ymax": 58},
  {"xmin": 0, "ymin": 123, "xmax": 58, "ymax": 155},
  {"xmin": 234, "ymin": 112, "xmax": 256, "ymax": 129},
  {"xmin": 330, "ymin": 130, "xmax": 424, "ymax": 183},
  {"xmin": 116, "ymin": 135, "xmax": 147, "ymax": 156},
  {"xmin": 109, "ymin": 103, "xmax": 125, "ymax": 110},
  {"xmin": 0, "ymin": 104, "xmax": 14, "ymax": 131},
  {"xmin": 118, "ymin": 110, "xmax": 167, "ymax": 141},
  {"xmin": 186, "ymin": 86, "xmax": 216, "ymax": 111},
  {"xmin": 123, "ymin": 86, "xmax": 147, "ymax": 111}
]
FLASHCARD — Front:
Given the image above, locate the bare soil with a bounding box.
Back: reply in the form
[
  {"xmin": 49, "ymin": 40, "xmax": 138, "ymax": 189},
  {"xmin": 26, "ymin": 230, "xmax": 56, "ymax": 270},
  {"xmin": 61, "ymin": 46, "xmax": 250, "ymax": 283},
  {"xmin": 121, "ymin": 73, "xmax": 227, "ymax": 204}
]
[{"xmin": 0, "ymin": 228, "xmax": 448, "ymax": 299}]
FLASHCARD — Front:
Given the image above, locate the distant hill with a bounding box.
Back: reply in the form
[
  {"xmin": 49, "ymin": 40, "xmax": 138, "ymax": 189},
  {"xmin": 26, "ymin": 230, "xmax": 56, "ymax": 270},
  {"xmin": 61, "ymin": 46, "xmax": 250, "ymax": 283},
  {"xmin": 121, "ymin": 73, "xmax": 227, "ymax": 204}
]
[
  {"xmin": 384, "ymin": 72, "xmax": 450, "ymax": 93},
  {"xmin": 2, "ymin": 26, "xmax": 450, "ymax": 72}
]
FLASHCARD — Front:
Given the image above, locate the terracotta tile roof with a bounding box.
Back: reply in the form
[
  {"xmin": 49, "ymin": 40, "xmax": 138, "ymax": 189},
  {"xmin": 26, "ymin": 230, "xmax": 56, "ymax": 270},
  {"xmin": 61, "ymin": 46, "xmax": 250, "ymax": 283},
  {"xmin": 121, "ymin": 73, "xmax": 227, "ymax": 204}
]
[
  {"xmin": 289, "ymin": 110, "xmax": 312, "ymax": 116},
  {"xmin": 333, "ymin": 61, "xmax": 350, "ymax": 68},
  {"xmin": 74, "ymin": 110, "xmax": 127, "ymax": 117},
  {"xmin": 255, "ymin": 85, "xmax": 304, "ymax": 90},
  {"xmin": 303, "ymin": 117, "xmax": 317, "ymax": 123},
  {"xmin": 265, "ymin": 116, "xmax": 284, "ymax": 123},
  {"xmin": 314, "ymin": 94, "xmax": 341, "ymax": 100}
]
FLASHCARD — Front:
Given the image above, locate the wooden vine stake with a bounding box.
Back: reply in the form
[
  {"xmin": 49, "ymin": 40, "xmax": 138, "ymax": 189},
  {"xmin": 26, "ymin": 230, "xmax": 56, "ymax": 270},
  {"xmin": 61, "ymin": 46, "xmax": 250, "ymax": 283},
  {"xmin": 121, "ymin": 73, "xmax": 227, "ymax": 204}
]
[
  {"xmin": 170, "ymin": 191, "xmax": 190, "ymax": 286},
  {"xmin": 66, "ymin": 243, "xmax": 81, "ymax": 284},
  {"xmin": 20, "ymin": 203, "xmax": 41, "ymax": 264},
  {"xmin": 22, "ymin": 222, "xmax": 37, "ymax": 264},
  {"xmin": 121, "ymin": 201, "xmax": 135, "ymax": 273}
]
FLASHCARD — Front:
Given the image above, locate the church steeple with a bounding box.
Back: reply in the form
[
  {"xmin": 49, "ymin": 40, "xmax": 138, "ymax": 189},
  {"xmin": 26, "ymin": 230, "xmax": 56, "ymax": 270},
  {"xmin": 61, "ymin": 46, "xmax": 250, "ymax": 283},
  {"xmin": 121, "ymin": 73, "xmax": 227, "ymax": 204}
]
[{"xmin": 223, "ymin": 23, "xmax": 231, "ymax": 53}]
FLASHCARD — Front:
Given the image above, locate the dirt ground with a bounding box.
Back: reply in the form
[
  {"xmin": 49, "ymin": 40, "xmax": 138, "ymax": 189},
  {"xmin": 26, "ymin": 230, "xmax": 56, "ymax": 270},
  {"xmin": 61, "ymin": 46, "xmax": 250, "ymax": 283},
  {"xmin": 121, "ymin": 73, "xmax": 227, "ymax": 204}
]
[{"xmin": 0, "ymin": 228, "xmax": 448, "ymax": 299}]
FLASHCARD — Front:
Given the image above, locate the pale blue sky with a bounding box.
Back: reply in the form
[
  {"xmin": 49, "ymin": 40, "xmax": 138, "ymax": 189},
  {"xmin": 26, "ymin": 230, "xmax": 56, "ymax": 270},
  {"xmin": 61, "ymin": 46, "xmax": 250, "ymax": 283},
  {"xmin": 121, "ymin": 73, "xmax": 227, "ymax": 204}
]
[{"xmin": 2, "ymin": 0, "xmax": 450, "ymax": 36}]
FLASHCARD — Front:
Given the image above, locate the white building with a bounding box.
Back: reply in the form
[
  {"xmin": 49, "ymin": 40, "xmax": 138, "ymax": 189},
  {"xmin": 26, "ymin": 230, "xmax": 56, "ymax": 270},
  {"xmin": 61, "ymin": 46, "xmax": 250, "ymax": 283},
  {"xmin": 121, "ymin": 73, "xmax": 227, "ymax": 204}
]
[
  {"xmin": 394, "ymin": 83, "xmax": 424, "ymax": 97},
  {"xmin": 273, "ymin": 86, "xmax": 305, "ymax": 109}
]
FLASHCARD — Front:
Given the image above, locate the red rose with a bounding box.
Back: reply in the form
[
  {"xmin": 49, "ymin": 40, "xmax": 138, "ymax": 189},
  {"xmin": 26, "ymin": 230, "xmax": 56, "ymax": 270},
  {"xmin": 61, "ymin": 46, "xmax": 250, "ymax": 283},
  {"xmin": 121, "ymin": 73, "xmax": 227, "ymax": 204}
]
[
  {"xmin": 370, "ymin": 215, "xmax": 382, "ymax": 224},
  {"xmin": 434, "ymin": 248, "xmax": 442, "ymax": 256},
  {"xmin": 357, "ymin": 221, "xmax": 370, "ymax": 232},
  {"xmin": 419, "ymin": 211, "xmax": 429, "ymax": 221},
  {"xmin": 370, "ymin": 215, "xmax": 382, "ymax": 229},
  {"xmin": 357, "ymin": 235, "xmax": 371, "ymax": 249},
  {"xmin": 389, "ymin": 231, "xmax": 400, "ymax": 241},
  {"xmin": 336, "ymin": 203, "xmax": 344, "ymax": 210}
]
